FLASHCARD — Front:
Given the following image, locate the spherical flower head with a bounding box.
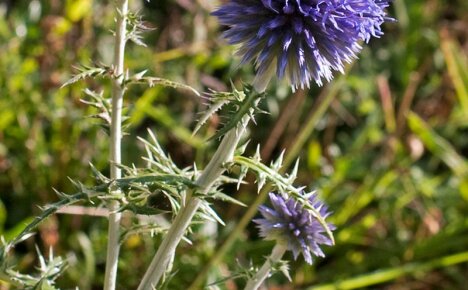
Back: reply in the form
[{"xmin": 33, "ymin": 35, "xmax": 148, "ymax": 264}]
[
  {"xmin": 254, "ymin": 192, "xmax": 335, "ymax": 264},
  {"xmin": 213, "ymin": 0, "xmax": 393, "ymax": 91}
]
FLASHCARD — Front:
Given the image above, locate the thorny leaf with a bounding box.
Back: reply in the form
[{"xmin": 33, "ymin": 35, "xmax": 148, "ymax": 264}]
[
  {"xmin": 208, "ymin": 85, "xmax": 266, "ymax": 141},
  {"xmin": 5, "ymin": 247, "xmax": 66, "ymax": 290},
  {"xmin": 205, "ymin": 190, "xmax": 246, "ymax": 207},
  {"xmin": 129, "ymin": 76, "xmax": 200, "ymax": 96},
  {"xmin": 61, "ymin": 63, "xmax": 112, "ymax": 87},
  {"xmin": 275, "ymin": 260, "xmax": 292, "ymax": 282},
  {"xmin": 120, "ymin": 223, "xmax": 167, "ymax": 243},
  {"xmin": 126, "ymin": 11, "xmax": 154, "ymax": 47},
  {"xmin": 192, "ymin": 96, "xmax": 229, "ymax": 136},
  {"xmin": 232, "ymin": 154, "xmax": 335, "ymax": 245}
]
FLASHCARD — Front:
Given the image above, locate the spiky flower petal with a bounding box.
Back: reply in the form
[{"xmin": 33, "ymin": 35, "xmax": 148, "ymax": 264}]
[
  {"xmin": 254, "ymin": 192, "xmax": 335, "ymax": 264},
  {"xmin": 213, "ymin": 0, "xmax": 393, "ymax": 90}
]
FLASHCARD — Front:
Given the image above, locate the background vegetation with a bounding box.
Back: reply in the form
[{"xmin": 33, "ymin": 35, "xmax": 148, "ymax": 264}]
[{"xmin": 0, "ymin": 0, "xmax": 467, "ymax": 289}]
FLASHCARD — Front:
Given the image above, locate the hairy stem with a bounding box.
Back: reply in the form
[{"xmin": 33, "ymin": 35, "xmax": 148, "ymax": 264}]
[
  {"xmin": 104, "ymin": 1, "xmax": 128, "ymax": 289},
  {"xmin": 244, "ymin": 244, "xmax": 287, "ymax": 290},
  {"xmin": 137, "ymin": 114, "xmax": 251, "ymax": 290}
]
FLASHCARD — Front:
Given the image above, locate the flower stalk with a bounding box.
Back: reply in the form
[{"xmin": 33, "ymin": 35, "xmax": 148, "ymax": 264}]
[
  {"xmin": 137, "ymin": 114, "xmax": 252, "ymax": 290},
  {"xmin": 244, "ymin": 243, "xmax": 287, "ymax": 290},
  {"xmin": 104, "ymin": 1, "xmax": 128, "ymax": 289}
]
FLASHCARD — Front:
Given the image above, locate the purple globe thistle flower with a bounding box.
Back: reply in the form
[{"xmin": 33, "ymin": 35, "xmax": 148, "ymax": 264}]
[
  {"xmin": 213, "ymin": 0, "xmax": 393, "ymax": 90},
  {"xmin": 254, "ymin": 192, "xmax": 335, "ymax": 264}
]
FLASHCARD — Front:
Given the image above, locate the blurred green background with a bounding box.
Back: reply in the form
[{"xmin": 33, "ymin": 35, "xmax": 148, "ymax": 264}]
[{"xmin": 0, "ymin": 0, "xmax": 467, "ymax": 289}]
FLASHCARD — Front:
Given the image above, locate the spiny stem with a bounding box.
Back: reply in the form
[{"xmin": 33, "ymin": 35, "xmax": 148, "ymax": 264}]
[
  {"xmin": 137, "ymin": 114, "xmax": 252, "ymax": 290},
  {"xmin": 244, "ymin": 244, "xmax": 287, "ymax": 290},
  {"xmin": 104, "ymin": 1, "xmax": 128, "ymax": 290}
]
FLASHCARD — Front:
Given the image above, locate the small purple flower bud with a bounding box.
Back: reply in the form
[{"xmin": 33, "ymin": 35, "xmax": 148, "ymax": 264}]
[
  {"xmin": 213, "ymin": 0, "xmax": 393, "ymax": 90},
  {"xmin": 254, "ymin": 192, "xmax": 335, "ymax": 264}
]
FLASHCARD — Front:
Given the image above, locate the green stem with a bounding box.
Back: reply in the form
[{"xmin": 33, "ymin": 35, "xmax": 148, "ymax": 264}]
[
  {"xmin": 244, "ymin": 244, "xmax": 287, "ymax": 290},
  {"xmin": 104, "ymin": 1, "xmax": 128, "ymax": 289},
  {"xmin": 137, "ymin": 114, "xmax": 252, "ymax": 290}
]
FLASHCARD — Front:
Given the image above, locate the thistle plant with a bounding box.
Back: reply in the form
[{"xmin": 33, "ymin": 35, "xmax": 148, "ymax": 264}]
[
  {"xmin": 244, "ymin": 192, "xmax": 335, "ymax": 290},
  {"xmin": 255, "ymin": 193, "xmax": 335, "ymax": 265},
  {"xmin": 1, "ymin": 0, "xmax": 392, "ymax": 289}
]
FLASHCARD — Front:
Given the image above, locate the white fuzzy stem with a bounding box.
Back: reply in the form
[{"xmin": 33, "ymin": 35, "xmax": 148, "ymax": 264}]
[
  {"xmin": 244, "ymin": 244, "xmax": 287, "ymax": 290},
  {"xmin": 104, "ymin": 1, "xmax": 128, "ymax": 289},
  {"xmin": 137, "ymin": 115, "xmax": 251, "ymax": 290}
]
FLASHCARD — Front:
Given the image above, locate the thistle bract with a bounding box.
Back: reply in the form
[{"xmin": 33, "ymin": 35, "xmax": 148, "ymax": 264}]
[
  {"xmin": 213, "ymin": 0, "xmax": 392, "ymax": 90},
  {"xmin": 254, "ymin": 192, "xmax": 335, "ymax": 264}
]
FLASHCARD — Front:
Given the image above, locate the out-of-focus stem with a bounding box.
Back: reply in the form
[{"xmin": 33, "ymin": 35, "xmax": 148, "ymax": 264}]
[
  {"xmin": 244, "ymin": 244, "xmax": 287, "ymax": 290},
  {"xmin": 104, "ymin": 1, "xmax": 128, "ymax": 290}
]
